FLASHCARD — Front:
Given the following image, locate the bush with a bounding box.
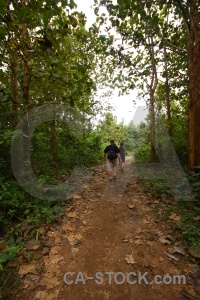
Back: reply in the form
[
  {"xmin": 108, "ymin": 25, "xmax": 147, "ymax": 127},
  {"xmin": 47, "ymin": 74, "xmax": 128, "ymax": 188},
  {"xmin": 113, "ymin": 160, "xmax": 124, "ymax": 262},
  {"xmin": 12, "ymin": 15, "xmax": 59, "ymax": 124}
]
[{"xmin": 134, "ymin": 143, "xmax": 151, "ymax": 163}]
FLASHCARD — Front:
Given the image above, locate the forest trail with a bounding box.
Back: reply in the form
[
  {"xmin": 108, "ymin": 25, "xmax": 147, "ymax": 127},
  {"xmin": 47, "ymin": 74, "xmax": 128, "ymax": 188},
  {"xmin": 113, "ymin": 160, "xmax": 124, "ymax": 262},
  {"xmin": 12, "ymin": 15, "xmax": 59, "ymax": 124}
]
[{"xmin": 16, "ymin": 157, "xmax": 199, "ymax": 300}]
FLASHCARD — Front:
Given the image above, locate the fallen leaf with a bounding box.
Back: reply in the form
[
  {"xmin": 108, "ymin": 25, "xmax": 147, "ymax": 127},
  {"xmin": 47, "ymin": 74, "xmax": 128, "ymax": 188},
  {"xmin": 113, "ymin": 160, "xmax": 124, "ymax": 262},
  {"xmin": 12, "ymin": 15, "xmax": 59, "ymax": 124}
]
[
  {"xmin": 143, "ymin": 207, "xmax": 152, "ymax": 212},
  {"xmin": 42, "ymin": 247, "xmax": 50, "ymax": 255},
  {"xmin": 159, "ymin": 237, "xmax": 171, "ymax": 245},
  {"xmin": 83, "ymin": 185, "xmax": 90, "ymax": 189},
  {"xmin": 85, "ymin": 209, "xmax": 93, "ymax": 215},
  {"xmin": 18, "ymin": 263, "xmax": 36, "ymax": 276},
  {"xmin": 65, "ymin": 206, "xmax": 73, "ymax": 212},
  {"xmin": 125, "ymin": 254, "xmax": 137, "ymax": 264},
  {"xmin": 34, "ymin": 290, "xmax": 48, "ymax": 299},
  {"xmin": 169, "ymin": 212, "xmax": 181, "ymax": 221},
  {"xmin": 67, "ymin": 233, "xmax": 83, "ymax": 246},
  {"xmin": 165, "ymin": 252, "xmax": 179, "ymax": 261},
  {"xmin": 23, "ymin": 274, "xmax": 40, "ymax": 289},
  {"xmin": 46, "ymin": 230, "xmax": 61, "ymax": 238},
  {"xmin": 143, "ymin": 219, "xmax": 151, "ymax": 224},
  {"xmin": 36, "ymin": 226, "xmax": 45, "ymax": 234},
  {"xmin": 48, "ymin": 255, "xmax": 64, "ymax": 264},
  {"xmin": 54, "ymin": 238, "xmax": 61, "ymax": 246},
  {"xmin": 169, "ymin": 267, "xmax": 182, "ymax": 275},
  {"xmin": 61, "ymin": 223, "xmax": 76, "ymax": 232},
  {"xmin": 68, "ymin": 212, "xmax": 78, "ymax": 218},
  {"xmin": 71, "ymin": 247, "xmax": 79, "ymax": 258},
  {"xmin": 26, "ymin": 239, "xmax": 40, "ymax": 251},
  {"xmin": 73, "ymin": 194, "xmax": 82, "ymax": 200},
  {"xmin": 159, "ymin": 257, "xmax": 164, "ymax": 262},
  {"xmin": 134, "ymin": 240, "xmax": 143, "ymax": 245},
  {"xmin": 128, "ymin": 204, "xmax": 135, "ymax": 209},
  {"xmin": 169, "ymin": 246, "xmax": 186, "ymax": 256},
  {"xmin": 49, "ymin": 246, "xmax": 61, "ymax": 256},
  {"xmin": 146, "ymin": 241, "xmax": 154, "ymax": 247},
  {"xmin": 89, "ymin": 199, "xmax": 98, "ymax": 202},
  {"xmin": 39, "ymin": 276, "xmax": 61, "ymax": 289},
  {"xmin": 122, "ymin": 238, "xmax": 129, "ymax": 243}
]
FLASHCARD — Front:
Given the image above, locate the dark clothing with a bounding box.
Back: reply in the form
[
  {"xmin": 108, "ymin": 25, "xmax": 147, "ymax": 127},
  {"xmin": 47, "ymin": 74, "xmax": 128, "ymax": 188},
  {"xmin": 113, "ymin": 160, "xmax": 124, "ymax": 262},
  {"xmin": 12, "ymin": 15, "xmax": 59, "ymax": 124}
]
[
  {"xmin": 119, "ymin": 146, "xmax": 126, "ymax": 161},
  {"xmin": 104, "ymin": 144, "xmax": 119, "ymax": 159}
]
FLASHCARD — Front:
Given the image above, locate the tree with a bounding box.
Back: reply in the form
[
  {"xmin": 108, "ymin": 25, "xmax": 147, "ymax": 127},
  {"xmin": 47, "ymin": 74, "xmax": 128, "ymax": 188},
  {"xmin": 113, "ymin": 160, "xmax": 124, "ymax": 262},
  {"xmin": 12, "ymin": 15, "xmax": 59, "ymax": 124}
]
[
  {"xmin": 187, "ymin": 0, "xmax": 200, "ymax": 171},
  {"xmin": 94, "ymin": 0, "xmax": 200, "ymax": 170},
  {"xmin": 0, "ymin": 0, "xmax": 103, "ymax": 167},
  {"xmin": 94, "ymin": 0, "xmax": 161, "ymax": 161}
]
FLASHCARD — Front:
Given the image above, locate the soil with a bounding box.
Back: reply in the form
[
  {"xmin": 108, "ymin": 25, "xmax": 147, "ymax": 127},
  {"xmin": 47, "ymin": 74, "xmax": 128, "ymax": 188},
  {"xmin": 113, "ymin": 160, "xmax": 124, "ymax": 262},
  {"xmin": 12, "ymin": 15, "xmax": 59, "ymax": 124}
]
[{"xmin": 14, "ymin": 157, "xmax": 200, "ymax": 300}]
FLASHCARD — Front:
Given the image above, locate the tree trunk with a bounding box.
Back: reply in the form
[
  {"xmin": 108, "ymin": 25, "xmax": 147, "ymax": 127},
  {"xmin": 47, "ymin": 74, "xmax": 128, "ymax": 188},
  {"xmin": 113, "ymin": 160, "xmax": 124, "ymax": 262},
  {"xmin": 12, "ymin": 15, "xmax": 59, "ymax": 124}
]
[
  {"xmin": 164, "ymin": 46, "xmax": 172, "ymax": 139},
  {"xmin": 163, "ymin": 46, "xmax": 173, "ymax": 160},
  {"xmin": 145, "ymin": 7, "xmax": 158, "ymax": 162},
  {"xmin": 148, "ymin": 35, "xmax": 158, "ymax": 162},
  {"xmin": 22, "ymin": 0, "xmax": 30, "ymax": 162},
  {"xmin": 51, "ymin": 76, "xmax": 57, "ymax": 162},
  {"xmin": 10, "ymin": 51, "xmax": 18, "ymax": 130},
  {"xmin": 150, "ymin": 88, "xmax": 156, "ymax": 162},
  {"xmin": 51, "ymin": 120, "xmax": 56, "ymax": 162},
  {"xmin": 188, "ymin": 0, "xmax": 200, "ymax": 171}
]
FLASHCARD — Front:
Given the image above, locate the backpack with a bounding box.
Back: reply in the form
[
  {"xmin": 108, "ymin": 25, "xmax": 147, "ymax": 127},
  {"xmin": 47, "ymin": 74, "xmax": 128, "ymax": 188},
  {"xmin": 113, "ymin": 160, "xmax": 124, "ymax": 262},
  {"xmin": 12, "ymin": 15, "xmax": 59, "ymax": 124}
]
[{"xmin": 107, "ymin": 145, "xmax": 116, "ymax": 160}]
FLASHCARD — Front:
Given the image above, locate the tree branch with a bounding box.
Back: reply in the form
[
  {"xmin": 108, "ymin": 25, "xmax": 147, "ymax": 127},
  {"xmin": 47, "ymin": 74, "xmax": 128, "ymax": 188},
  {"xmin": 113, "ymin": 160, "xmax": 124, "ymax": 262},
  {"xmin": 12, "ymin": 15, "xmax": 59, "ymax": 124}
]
[{"xmin": 175, "ymin": 0, "xmax": 190, "ymax": 29}]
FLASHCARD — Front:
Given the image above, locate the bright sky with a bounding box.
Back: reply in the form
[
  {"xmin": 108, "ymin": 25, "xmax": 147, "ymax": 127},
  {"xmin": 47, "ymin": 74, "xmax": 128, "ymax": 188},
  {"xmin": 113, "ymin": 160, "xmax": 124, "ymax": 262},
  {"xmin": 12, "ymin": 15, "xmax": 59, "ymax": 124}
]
[{"xmin": 75, "ymin": 0, "xmax": 147, "ymax": 125}]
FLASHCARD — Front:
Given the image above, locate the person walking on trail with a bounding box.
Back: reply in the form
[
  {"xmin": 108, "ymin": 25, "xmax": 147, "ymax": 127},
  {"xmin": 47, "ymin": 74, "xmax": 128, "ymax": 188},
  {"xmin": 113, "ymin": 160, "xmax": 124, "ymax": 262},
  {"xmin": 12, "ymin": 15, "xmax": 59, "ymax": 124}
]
[
  {"xmin": 119, "ymin": 142, "xmax": 128, "ymax": 172},
  {"xmin": 104, "ymin": 139, "xmax": 121, "ymax": 182}
]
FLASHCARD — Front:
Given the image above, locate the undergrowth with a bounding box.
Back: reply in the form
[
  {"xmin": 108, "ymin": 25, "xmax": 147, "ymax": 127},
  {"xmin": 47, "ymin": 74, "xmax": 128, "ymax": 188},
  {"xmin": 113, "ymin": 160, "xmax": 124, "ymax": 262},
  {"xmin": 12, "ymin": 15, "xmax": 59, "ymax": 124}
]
[
  {"xmin": 143, "ymin": 176, "xmax": 200, "ymax": 257},
  {"xmin": 0, "ymin": 177, "xmax": 66, "ymax": 298}
]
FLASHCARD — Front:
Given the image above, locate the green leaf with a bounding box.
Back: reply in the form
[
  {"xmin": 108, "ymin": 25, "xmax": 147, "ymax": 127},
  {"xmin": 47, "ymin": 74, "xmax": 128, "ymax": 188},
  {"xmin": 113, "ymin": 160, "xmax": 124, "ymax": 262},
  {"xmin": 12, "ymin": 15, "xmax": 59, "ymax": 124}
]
[
  {"xmin": 0, "ymin": 253, "xmax": 12, "ymax": 262},
  {"xmin": 146, "ymin": 2, "xmax": 152, "ymax": 9},
  {"xmin": 8, "ymin": 237, "xmax": 15, "ymax": 245},
  {"xmin": 171, "ymin": 102, "xmax": 176, "ymax": 110},
  {"xmin": 69, "ymin": 0, "xmax": 77, "ymax": 9},
  {"xmin": 94, "ymin": 7, "xmax": 99, "ymax": 15},
  {"xmin": 43, "ymin": 11, "xmax": 53, "ymax": 28},
  {"xmin": 61, "ymin": 0, "xmax": 68, "ymax": 7},
  {"xmin": 16, "ymin": 237, "xmax": 23, "ymax": 244},
  {"xmin": 152, "ymin": 15, "xmax": 159, "ymax": 26}
]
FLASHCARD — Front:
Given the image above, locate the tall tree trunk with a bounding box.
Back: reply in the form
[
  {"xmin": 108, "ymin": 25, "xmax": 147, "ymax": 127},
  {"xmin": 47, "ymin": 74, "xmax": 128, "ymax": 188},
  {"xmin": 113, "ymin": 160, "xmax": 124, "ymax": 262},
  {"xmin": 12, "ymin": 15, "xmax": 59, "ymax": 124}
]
[
  {"xmin": 51, "ymin": 120, "xmax": 56, "ymax": 162},
  {"xmin": 188, "ymin": 0, "xmax": 200, "ymax": 171},
  {"xmin": 51, "ymin": 76, "xmax": 57, "ymax": 162},
  {"xmin": 145, "ymin": 7, "xmax": 158, "ymax": 162},
  {"xmin": 10, "ymin": 51, "xmax": 18, "ymax": 130},
  {"xmin": 22, "ymin": 0, "xmax": 30, "ymax": 162},
  {"xmin": 150, "ymin": 87, "xmax": 156, "ymax": 162},
  {"xmin": 148, "ymin": 35, "xmax": 158, "ymax": 162},
  {"xmin": 164, "ymin": 46, "xmax": 172, "ymax": 139},
  {"xmin": 164, "ymin": 46, "xmax": 173, "ymax": 160},
  {"xmin": 7, "ymin": 1, "xmax": 19, "ymax": 131}
]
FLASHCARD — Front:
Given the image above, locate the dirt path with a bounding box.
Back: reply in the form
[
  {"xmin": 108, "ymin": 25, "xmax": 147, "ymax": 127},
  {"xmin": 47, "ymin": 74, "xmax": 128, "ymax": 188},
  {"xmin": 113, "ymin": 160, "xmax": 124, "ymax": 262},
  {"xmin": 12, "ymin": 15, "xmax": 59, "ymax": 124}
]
[{"xmin": 16, "ymin": 157, "xmax": 199, "ymax": 300}]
